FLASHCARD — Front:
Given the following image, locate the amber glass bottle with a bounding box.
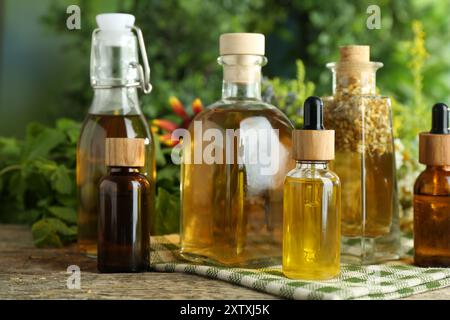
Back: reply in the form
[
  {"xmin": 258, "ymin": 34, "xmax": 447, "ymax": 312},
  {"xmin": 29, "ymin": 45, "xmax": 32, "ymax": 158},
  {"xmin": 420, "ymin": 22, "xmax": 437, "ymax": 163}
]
[
  {"xmin": 180, "ymin": 33, "xmax": 293, "ymax": 267},
  {"xmin": 77, "ymin": 14, "xmax": 155, "ymax": 256},
  {"xmin": 283, "ymin": 97, "xmax": 341, "ymax": 280},
  {"xmin": 414, "ymin": 103, "xmax": 450, "ymax": 267},
  {"xmin": 98, "ymin": 138, "xmax": 151, "ymax": 273}
]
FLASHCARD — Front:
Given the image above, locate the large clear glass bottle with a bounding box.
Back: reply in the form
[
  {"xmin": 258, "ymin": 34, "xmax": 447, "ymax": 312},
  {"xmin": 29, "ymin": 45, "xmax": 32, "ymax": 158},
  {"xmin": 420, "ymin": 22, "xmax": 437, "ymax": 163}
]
[
  {"xmin": 77, "ymin": 14, "xmax": 155, "ymax": 256},
  {"xmin": 180, "ymin": 33, "xmax": 294, "ymax": 267},
  {"xmin": 322, "ymin": 45, "xmax": 399, "ymax": 264}
]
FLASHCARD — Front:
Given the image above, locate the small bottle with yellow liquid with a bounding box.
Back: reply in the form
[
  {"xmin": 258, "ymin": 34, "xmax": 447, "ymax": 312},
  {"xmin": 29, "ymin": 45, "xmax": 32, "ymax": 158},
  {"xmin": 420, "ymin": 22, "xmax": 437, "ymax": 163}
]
[{"xmin": 283, "ymin": 96, "xmax": 341, "ymax": 280}]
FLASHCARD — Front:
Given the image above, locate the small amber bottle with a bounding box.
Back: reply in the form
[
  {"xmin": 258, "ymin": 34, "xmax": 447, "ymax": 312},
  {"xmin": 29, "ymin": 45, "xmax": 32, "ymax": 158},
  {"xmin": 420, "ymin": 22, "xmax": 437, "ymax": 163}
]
[
  {"xmin": 98, "ymin": 138, "xmax": 151, "ymax": 273},
  {"xmin": 414, "ymin": 103, "xmax": 450, "ymax": 267},
  {"xmin": 283, "ymin": 97, "xmax": 341, "ymax": 280}
]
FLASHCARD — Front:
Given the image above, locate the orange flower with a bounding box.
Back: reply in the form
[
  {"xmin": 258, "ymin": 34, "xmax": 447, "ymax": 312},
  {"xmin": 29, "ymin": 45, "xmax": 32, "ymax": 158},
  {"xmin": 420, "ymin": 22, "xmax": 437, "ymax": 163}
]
[
  {"xmin": 152, "ymin": 119, "xmax": 178, "ymax": 132},
  {"xmin": 153, "ymin": 97, "xmax": 205, "ymax": 148},
  {"xmin": 159, "ymin": 133, "xmax": 179, "ymax": 147},
  {"xmin": 169, "ymin": 96, "xmax": 189, "ymax": 120},
  {"xmin": 192, "ymin": 98, "xmax": 204, "ymax": 114}
]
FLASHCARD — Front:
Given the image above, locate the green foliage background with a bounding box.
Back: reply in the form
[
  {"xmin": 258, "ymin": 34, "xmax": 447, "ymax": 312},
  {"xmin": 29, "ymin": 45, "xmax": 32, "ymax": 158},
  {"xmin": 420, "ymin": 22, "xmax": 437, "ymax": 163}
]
[{"xmin": 0, "ymin": 0, "xmax": 449, "ymax": 245}]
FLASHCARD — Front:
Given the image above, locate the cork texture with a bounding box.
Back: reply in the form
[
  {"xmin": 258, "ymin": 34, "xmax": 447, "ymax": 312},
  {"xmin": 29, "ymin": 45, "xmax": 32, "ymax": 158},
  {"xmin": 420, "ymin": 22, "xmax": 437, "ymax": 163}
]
[
  {"xmin": 339, "ymin": 45, "xmax": 370, "ymax": 63},
  {"xmin": 220, "ymin": 33, "xmax": 265, "ymax": 56},
  {"xmin": 292, "ymin": 130, "xmax": 335, "ymax": 161},
  {"xmin": 105, "ymin": 138, "xmax": 145, "ymax": 167},
  {"xmin": 419, "ymin": 133, "xmax": 450, "ymax": 165}
]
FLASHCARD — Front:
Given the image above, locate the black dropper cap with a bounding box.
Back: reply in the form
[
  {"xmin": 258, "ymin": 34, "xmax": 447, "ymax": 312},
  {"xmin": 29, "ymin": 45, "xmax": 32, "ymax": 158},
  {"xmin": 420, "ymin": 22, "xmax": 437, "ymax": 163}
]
[
  {"xmin": 302, "ymin": 96, "xmax": 325, "ymax": 130},
  {"xmin": 430, "ymin": 103, "xmax": 449, "ymax": 134}
]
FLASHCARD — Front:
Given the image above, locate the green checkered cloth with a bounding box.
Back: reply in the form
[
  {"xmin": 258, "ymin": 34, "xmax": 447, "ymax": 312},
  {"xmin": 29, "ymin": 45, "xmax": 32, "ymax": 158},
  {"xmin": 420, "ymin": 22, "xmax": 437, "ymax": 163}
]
[{"xmin": 150, "ymin": 234, "xmax": 450, "ymax": 300}]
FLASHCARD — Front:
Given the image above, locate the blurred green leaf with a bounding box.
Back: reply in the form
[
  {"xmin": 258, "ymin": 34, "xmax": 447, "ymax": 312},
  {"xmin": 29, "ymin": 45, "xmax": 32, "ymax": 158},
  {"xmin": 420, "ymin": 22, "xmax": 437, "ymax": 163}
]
[
  {"xmin": 51, "ymin": 165, "xmax": 73, "ymax": 194},
  {"xmin": 32, "ymin": 218, "xmax": 77, "ymax": 247},
  {"xmin": 47, "ymin": 206, "xmax": 77, "ymax": 224},
  {"xmin": 154, "ymin": 187, "xmax": 180, "ymax": 235},
  {"xmin": 154, "ymin": 134, "xmax": 167, "ymax": 166},
  {"xmin": 32, "ymin": 218, "xmax": 64, "ymax": 248},
  {"xmin": 23, "ymin": 127, "xmax": 65, "ymax": 161},
  {"xmin": 56, "ymin": 118, "xmax": 81, "ymax": 143},
  {"xmin": 0, "ymin": 137, "xmax": 21, "ymax": 161}
]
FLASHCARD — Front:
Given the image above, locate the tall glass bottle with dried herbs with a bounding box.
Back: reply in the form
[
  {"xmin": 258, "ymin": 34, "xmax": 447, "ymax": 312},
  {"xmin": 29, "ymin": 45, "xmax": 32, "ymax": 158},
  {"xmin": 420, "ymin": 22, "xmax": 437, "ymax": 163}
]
[
  {"xmin": 414, "ymin": 103, "xmax": 450, "ymax": 267},
  {"xmin": 180, "ymin": 33, "xmax": 294, "ymax": 267},
  {"xmin": 77, "ymin": 14, "xmax": 155, "ymax": 256},
  {"xmin": 323, "ymin": 46, "xmax": 399, "ymax": 263}
]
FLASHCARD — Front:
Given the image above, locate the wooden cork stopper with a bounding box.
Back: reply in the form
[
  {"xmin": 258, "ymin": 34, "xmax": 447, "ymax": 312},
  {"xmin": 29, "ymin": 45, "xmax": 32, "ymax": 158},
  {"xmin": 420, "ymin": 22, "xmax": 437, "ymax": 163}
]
[
  {"xmin": 220, "ymin": 33, "xmax": 265, "ymax": 56},
  {"xmin": 419, "ymin": 133, "xmax": 450, "ymax": 165},
  {"xmin": 105, "ymin": 138, "xmax": 145, "ymax": 167},
  {"xmin": 292, "ymin": 130, "xmax": 335, "ymax": 161},
  {"xmin": 339, "ymin": 45, "xmax": 370, "ymax": 63}
]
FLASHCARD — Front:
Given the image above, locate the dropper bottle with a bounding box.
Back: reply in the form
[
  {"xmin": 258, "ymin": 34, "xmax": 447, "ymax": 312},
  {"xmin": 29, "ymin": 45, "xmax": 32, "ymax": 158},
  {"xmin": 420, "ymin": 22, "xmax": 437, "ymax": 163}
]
[
  {"xmin": 283, "ymin": 96, "xmax": 341, "ymax": 280},
  {"xmin": 98, "ymin": 138, "xmax": 151, "ymax": 273},
  {"xmin": 414, "ymin": 103, "xmax": 450, "ymax": 267}
]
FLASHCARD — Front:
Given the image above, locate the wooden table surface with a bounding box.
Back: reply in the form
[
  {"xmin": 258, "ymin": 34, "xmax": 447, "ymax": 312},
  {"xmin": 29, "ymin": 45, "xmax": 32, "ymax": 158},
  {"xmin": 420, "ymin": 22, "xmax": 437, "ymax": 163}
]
[{"xmin": 0, "ymin": 224, "xmax": 448, "ymax": 300}]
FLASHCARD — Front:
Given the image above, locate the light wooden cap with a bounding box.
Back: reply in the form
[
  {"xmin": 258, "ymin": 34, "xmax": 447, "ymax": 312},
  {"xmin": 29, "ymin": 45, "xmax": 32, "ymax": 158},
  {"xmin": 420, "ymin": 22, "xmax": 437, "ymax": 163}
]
[
  {"xmin": 339, "ymin": 45, "xmax": 370, "ymax": 63},
  {"xmin": 292, "ymin": 130, "xmax": 335, "ymax": 161},
  {"xmin": 220, "ymin": 33, "xmax": 265, "ymax": 56},
  {"xmin": 419, "ymin": 133, "xmax": 450, "ymax": 165},
  {"xmin": 105, "ymin": 138, "xmax": 145, "ymax": 167}
]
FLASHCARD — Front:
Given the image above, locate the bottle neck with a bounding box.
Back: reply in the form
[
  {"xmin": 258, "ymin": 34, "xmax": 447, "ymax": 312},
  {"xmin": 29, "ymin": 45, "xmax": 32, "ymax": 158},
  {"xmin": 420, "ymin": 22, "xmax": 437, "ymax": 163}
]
[
  {"xmin": 91, "ymin": 29, "xmax": 139, "ymax": 88},
  {"xmin": 222, "ymin": 81, "xmax": 261, "ymax": 100},
  {"xmin": 90, "ymin": 29, "xmax": 144, "ymax": 115},
  {"xmin": 108, "ymin": 167, "xmax": 140, "ymax": 174},
  {"xmin": 219, "ymin": 54, "xmax": 265, "ymax": 100},
  {"xmin": 296, "ymin": 160, "xmax": 328, "ymax": 170},
  {"xmin": 327, "ymin": 62, "xmax": 382, "ymax": 96},
  {"xmin": 90, "ymin": 87, "xmax": 141, "ymax": 115}
]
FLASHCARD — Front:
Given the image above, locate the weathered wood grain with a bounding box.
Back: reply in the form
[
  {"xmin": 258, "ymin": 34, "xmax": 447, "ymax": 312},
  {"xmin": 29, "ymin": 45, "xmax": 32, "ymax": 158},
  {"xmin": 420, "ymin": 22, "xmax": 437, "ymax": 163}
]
[{"xmin": 0, "ymin": 225, "xmax": 448, "ymax": 300}]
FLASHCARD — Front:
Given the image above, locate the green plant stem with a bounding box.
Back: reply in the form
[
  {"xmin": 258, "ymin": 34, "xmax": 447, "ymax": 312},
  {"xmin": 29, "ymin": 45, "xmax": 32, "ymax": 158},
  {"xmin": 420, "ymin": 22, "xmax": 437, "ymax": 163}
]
[{"xmin": 0, "ymin": 164, "xmax": 21, "ymax": 176}]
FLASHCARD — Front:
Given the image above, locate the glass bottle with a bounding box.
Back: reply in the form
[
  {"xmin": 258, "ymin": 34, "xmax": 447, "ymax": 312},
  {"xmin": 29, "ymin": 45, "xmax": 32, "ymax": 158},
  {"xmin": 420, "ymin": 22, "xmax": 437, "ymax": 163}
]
[
  {"xmin": 77, "ymin": 14, "xmax": 155, "ymax": 256},
  {"xmin": 283, "ymin": 97, "xmax": 341, "ymax": 280},
  {"xmin": 180, "ymin": 33, "xmax": 294, "ymax": 267},
  {"xmin": 98, "ymin": 138, "xmax": 151, "ymax": 272},
  {"xmin": 414, "ymin": 103, "xmax": 450, "ymax": 267},
  {"xmin": 323, "ymin": 45, "xmax": 399, "ymax": 264}
]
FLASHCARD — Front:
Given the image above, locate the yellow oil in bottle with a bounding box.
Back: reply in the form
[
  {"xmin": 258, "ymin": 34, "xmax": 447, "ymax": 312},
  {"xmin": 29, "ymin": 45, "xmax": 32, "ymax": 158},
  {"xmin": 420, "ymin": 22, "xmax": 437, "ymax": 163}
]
[
  {"xmin": 180, "ymin": 106, "xmax": 293, "ymax": 267},
  {"xmin": 283, "ymin": 167, "xmax": 341, "ymax": 280},
  {"xmin": 77, "ymin": 113, "xmax": 155, "ymax": 256}
]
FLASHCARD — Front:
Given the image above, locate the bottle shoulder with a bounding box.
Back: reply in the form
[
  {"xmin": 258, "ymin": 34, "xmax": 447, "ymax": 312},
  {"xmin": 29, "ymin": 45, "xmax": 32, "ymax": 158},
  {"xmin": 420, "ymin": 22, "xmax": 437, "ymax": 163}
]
[
  {"xmin": 99, "ymin": 172, "xmax": 150, "ymax": 192},
  {"xmin": 78, "ymin": 113, "xmax": 153, "ymax": 143},
  {"xmin": 286, "ymin": 167, "xmax": 340, "ymax": 185},
  {"xmin": 190, "ymin": 99, "xmax": 293, "ymax": 129},
  {"xmin": 414, "ymin": 167, "xmax": 450, "ymax": 195},
  {"xmin": 204, "ymin": 98, "xmax": 290, "ymax": 114}
]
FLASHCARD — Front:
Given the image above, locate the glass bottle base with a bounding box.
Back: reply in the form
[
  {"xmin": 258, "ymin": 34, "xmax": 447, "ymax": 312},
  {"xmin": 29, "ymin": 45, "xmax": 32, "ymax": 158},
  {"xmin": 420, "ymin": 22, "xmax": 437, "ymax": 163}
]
[
  {"xmin": 97, "ymin": 264, "xmax": 149, "ymax": 273},
  {"xmin": 341, "ymin": 233, "xmax": 400, "ymax": 265},
  {"xmin": 78, "ymin": 241, "xmax": 97, "ymax": 258},
  {"xmin": 283, "ymin": 269, "xmax": 340, "ymax": 281},
  {"xmin": 414, "ymin": 254, "xmax": 450, "ymax": 268},
  {"xmin": 179, "ymin": 249, "xmax": 281, "ymax": 269}
]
